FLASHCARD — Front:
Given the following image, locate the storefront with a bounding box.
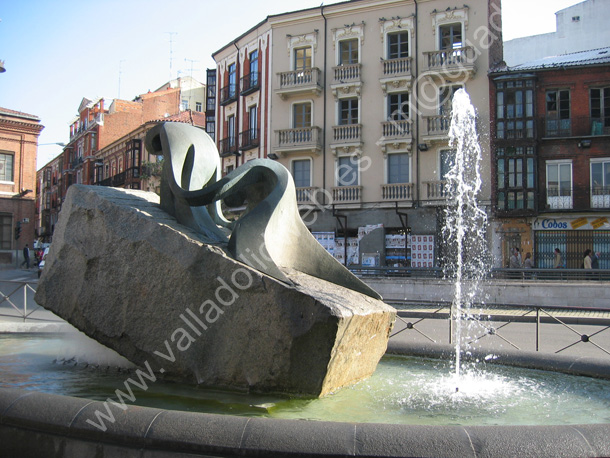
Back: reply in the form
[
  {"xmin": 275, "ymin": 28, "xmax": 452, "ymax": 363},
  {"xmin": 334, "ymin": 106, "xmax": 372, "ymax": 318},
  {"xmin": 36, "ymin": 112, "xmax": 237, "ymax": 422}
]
[{"xmin": 533, "ymin": 216, "xmax": 610, "ymax": 268}]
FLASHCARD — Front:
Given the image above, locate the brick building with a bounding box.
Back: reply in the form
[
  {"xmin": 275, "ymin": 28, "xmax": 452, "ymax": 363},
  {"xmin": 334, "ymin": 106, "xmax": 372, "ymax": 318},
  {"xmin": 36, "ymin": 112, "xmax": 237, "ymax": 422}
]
[
  {"xmin": 490, "ymin": 47, "xmax": 610, "ymax": 268},
  {"xmin": 36, "ymin": 76, "xmax": 206, "ymax": 241},
  {"xmin": 0, "ymin": 108, "xmax": 43, "ymax": 263}
]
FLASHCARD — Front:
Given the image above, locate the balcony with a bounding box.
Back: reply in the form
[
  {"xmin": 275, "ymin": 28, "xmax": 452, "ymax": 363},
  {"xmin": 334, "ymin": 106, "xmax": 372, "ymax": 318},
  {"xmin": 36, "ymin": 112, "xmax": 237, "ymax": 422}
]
[
  {"xmin": 539, "ymin": 116, "xmax": 610, "ymax": 138},
  {"xmin": 331, "ymin": 63, "xmax": 362, "ymax": 98},
  {"xmin": 422, "ymin": 46, "xmax": 476, "ymax": 81},
  {"xmin": 296, "ymin": 186, "xmax": 320, "ymax": 205},
  {"xmin": 423, "ymin": 181, "xmax": 450, "ymax": 202},
  {"xmin": 240, "ymin": 72, "xmax": 260, "ymax": 96},
  {"xmin": 331, "ymin": 185, "xmax": 362, "ymax": 205},
  {"xmin": 239, "ymin": 128, "xmax": 260, "ymax": 151},
  {"xmin": 382, "ymin": 183, "xmax": 414, "ymax": 201},
  {"xmin": 592, "ymin": 186, "xmax": 610, "ymax": 209},
  {"xmin": 275, "ymin": 68, "xmax": 322, "ymax": 100},
  {"xmin": 71, "ymin": 156, "xmax": 84, "ymax": 169},
  {"xmin": 274, "ymin": 127, "xmax": 322, "ymax": 156},
  {"xmin": 219, "ymin": 84, "xmax": 237, "ymax": 106},
  {"xmin": 219, "ymin": 136, "xmax": 238, "ymax": 157},
  {"xmin": 379, "ymin": 57, "xmax": 413, "ymax": 94},
  {"xmin": 381, "ymin": 120, "xmax": 412, "ymax": 140},
  {"xmin": 421, "ymin": 116, "xmax": 450, "ymax": 143},
  {"xmin": 332, "ymin": 124, "xmax": 361, "ymax": 143}
]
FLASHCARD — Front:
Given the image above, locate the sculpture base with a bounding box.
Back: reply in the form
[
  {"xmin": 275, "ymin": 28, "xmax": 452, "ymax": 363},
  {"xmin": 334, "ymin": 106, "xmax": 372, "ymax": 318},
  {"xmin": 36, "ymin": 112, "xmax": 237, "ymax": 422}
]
[{"xmin": 35, "ymin": 185, "xmax": 395, "ymax": 397}]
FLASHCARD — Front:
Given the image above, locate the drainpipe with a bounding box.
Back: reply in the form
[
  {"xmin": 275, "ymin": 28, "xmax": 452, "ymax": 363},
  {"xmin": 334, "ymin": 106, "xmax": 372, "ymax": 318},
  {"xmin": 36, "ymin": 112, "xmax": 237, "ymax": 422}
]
[
  {"xmin": 321, "ymin": 5, "xmax": 328, "ymax": 206},
  {"xmin": 414, "ymin": 0, "xmax": 420, "ymax": 207},
  {"xmin": 234, "ymin": 41, "xmax": 241, "ymax": 166}
]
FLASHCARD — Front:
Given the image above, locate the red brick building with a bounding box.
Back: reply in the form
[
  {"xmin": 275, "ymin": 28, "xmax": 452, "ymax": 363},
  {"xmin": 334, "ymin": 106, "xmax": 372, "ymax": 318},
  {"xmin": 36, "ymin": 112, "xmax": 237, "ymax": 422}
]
[
  {"xmin": 490, "ymin": 47, "xmax": 610, "ymax": 268},
  {"xmin": 0, "ymin": 107, "xmax": 43, "ymax": 263},
  {"xmin": 36, "ymin": 76, "xmax": 206, "ymax": 241}
]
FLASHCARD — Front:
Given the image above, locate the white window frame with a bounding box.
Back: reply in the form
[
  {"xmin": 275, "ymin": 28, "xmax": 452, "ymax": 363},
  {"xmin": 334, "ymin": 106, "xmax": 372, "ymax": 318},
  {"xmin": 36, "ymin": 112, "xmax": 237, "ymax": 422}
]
[
  {"xmin": 546, "ymin": 160, "xmax": 573, "ymax": 210},
  {"xmin": 385, "ymin": 152, "xmax": 411, "ymax": 184},
  {"xmin": 335, "ymin": 155, "xmax": 360, "ymax": 187},
  {"xmin": 290, "ymin": 157, "xmax": 313, "ymax": 189},
  {"xmin": 590, "ymin": 158, "xmax": 610, "ymax": 208}
]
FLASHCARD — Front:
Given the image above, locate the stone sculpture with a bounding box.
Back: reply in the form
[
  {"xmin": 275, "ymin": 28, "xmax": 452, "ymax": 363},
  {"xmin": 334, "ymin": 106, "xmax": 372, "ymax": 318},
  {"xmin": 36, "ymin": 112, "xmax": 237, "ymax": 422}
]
[
  {"xmin": 145, "ymin": 122, "xmax": 380, "ymax": 299},
  {"xmin": 35, "ymin": 123, "xmax": 395, "ymax": 397}
]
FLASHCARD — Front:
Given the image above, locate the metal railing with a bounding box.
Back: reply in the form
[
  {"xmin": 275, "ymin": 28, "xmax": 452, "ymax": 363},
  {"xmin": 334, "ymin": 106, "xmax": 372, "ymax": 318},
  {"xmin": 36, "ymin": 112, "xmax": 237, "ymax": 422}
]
[
  {"xmin": 349, "ymin": 266, "xmax": 610, "ymax": 281},
  {"xmin": 0, "ymin": 280, "xmax": 40, "ymax": 322},
  {"xmin": 390, "ymin": 300, "xmax": 610, "ymax": 357}
]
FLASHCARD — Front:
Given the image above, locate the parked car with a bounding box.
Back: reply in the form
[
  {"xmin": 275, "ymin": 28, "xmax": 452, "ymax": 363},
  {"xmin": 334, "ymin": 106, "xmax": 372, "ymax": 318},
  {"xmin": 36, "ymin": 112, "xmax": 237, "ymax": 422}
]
[{"xmin": 37, "ymin": 247, "xmax": 49, "ymax": 278}]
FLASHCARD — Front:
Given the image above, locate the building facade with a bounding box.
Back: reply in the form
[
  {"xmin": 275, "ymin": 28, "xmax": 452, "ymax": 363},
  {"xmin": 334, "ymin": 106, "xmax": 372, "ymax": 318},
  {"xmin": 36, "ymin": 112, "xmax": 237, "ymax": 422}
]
[
  {"xmin": 36, "ymin": 77, "xmax": 206, "ymax": 241},
  {"xmin": 0, "ymin": 108, "xmax": 43, "ymax": 262},
  {"xmin": 503, "ymin": 0, "xmax": 610, "ymax": 67},
  {"xmin": 490, "ymin": 47, "xmax": 610, "ymax": 268},
  {"xmin": 214, "ymin": 0, "xmax": 503, "ymax": 268}
]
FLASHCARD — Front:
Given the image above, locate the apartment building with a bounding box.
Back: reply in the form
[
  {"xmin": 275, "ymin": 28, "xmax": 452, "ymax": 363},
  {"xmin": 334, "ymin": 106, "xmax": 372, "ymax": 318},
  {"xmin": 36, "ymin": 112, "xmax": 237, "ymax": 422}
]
[
  {"xmin": 214, "ymin": 0, "xmax": 502, "ymax": 268},
  {"xmin": 490, "ymin": 47, "xmax": 610, "ymax": 268},
  {"xmin": 0, "ymin": 108, "xmax": 43, "ymax": 262}
]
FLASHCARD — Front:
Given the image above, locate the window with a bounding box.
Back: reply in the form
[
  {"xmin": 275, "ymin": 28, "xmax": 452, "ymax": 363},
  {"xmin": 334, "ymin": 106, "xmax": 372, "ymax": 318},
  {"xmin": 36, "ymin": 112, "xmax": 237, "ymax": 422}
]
[
  {"xmin": 181, "ymin": 99, "xmax": 189, "ymax": 111},
  {"xmin": 292, "ymin": 160, "xmax": 311, "ymax": 188},
  {"xmin": 339, "ymin": 39, "xmax": 358, "ymax": 65},
  {"xmin": 496, "ymin": 79, "xmax": 535, "ymax": 139},
  {"xmin": 294, "ymin": 47, "xmax": 312, "ymax": 71},
  {"xmin": 228, "ymin": 63, "xmax": 236, "ymax": 98},
  {"xmin": 206, "ymin": 115, "xmax": 215, "ymax": 141},
  {"xmin": 591, "ymin": 159, "xmax": 610, "ymax": 208},
  {"xmin": 249, "ymin": 50, "xmax": 259, "ymax": 88},
  {"xmin": 0, "ymin": 214, "xmax": 11, "ymax": 250},
  {"xmin": 195, "ymin": 102, "xmax": 202, "ymax": 112},
  {"xmin": 439, "ymin": 23, "xmax": 462, "ymax": 50},
  {"xmin": 439, "ymin": 85, "xmax": 462, "ymax": 116},
  {"xmin": 388, "ymin": 153, "xmax": 409, "ymax": 184},
  {"xmin": 248, "ymin": 106, "xmax": 258, "ymax": 141},
  {"xmin": 387, "ymin": 32, "xmax": 409, "ymax": 59},
  {"xmin": 546, "ymin": 89, "xmax": 570, "ymax": 136},
  {"xmin": 388, "ymin": 93, "xmax": 409, "ymax": 121},
  {"xmin": 339, "ymin": 98, "xmax": 358, "ymax": 125},
  {"xmin": 546, "ymin": 161, "xmax": 572, "ymax": 209},
  {"xmin": 228, "ymin": 115, "xmax": 236, "ymax": 148},
  {"xmin": 337, "ymin": 156, "xmax": 358, "ymax": 186},
  {"xmin": 0, "ymin": 153, "xmax": 14, "ymax": 182},
  {"xmin": 591, "ymin": 87, "xmax": 610, "ymax": 131},
  {"xmin": 496, "ymin": 147, "xmax": 536, "ymax": 211},
  {"xmin": 293, "ymin": 102, "xmax": 312, "ymax": 128}
]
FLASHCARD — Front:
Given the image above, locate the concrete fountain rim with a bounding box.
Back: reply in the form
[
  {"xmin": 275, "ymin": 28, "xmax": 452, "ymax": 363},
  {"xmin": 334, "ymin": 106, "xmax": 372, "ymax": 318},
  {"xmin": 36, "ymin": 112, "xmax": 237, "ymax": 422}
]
[{"xmin": 1, "ymin": 340, "xmax": 609, "ymax": 457}]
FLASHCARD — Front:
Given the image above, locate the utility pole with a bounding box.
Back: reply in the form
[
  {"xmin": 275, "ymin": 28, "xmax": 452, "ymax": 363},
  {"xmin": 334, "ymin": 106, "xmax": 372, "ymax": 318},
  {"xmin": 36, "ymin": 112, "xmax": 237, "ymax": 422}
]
[
  {"xmin": 165, "ymin": 32, "xmax": 177, "ymax": 81},
  {"xmin": 118, "ymin": 59, "xmax": 126, "ymax": 99},
  {"xmin": 184, "ymin": 58, "xmax": 200, "ymax": 110}
]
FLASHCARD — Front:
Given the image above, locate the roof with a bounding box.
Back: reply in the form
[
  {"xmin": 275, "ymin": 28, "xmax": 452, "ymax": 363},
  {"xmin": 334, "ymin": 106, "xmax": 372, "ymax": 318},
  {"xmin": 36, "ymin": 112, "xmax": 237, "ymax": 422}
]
[
  {"xmin": 509, "ymin": 47, "xmax": 610, "ymax": 71},
  {"xmin": 0, "ymin": 107, "xmax": 40, "ymax": 121},
  {"xmin": 148, "ymin": 110, "xmax": 206, "ymax": 128}
]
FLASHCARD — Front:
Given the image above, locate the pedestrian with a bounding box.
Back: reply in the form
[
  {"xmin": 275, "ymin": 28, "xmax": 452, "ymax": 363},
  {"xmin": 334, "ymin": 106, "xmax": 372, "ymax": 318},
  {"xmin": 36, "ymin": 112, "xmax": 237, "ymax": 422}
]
[
  {"xmin": 591, "ymin": 251, "xmax": 600, "ymax": 269},
  {"xmin": 583, "ymin": 249, "xmax": 592, "ymax": 269},
  {"xmin": 553, "ymin": 248, "xmax": 563, "ymax": 268},
  {"xmin": 524, "ymin": 252, "xmax": 534, "ymax": 268},
  {"xmin": 509, "ymin": 247, "xmax": 522, "ymax": 268},
  {"xmin": 21, "ymin": 244, "xmax": 30, "ymax": 269}
]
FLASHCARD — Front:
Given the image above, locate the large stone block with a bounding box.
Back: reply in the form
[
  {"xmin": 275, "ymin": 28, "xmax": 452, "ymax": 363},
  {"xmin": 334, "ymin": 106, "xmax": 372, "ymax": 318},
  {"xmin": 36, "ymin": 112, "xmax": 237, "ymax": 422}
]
[{"xmin": 35, "ymin": 185, "xmax": 395, "ymax": 397}]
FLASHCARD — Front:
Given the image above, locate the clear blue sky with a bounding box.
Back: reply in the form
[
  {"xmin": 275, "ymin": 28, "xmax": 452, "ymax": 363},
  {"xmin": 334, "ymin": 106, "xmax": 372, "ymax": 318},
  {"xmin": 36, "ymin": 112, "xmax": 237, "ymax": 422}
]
[{"xmin": 0, "ymin": 0, "xmax": 585, "ymax": 169}]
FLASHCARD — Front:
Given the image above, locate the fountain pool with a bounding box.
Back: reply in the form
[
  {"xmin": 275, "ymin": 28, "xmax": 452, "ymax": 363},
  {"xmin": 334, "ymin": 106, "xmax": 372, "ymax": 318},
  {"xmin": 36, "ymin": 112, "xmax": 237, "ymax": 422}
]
[{"xmin": 1, "ymin": 333, "xmax": 609, "ymax": 427}]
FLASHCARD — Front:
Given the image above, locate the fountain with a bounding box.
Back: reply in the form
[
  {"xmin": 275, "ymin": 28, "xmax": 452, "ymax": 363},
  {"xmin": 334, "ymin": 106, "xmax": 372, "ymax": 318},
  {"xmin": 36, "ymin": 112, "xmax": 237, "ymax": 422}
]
[{"xmin": 1, "ymin": 93, "xmax": 609, "ymax": 457}]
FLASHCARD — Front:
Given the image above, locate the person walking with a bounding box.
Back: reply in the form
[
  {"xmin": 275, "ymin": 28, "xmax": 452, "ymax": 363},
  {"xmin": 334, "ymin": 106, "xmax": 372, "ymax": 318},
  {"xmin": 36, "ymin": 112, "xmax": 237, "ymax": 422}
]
[
  {"xmin": 509, "ymin": 247, "xmax": 522, "ymax": 268},
  {"xmin": 583, "ymin": 249, "xmax": 592, "ymax": 269},
  {"xmin": 524, "ymin": 252, "xmax": 534, "ymax": 268},
  {"xmin": 553, "ymin": 248, "xmax": 563, "ymax": 268},
  {"xmin": 591, "ymin": 251, "xmax": 600, "ymax": 269},
  {"xmin": 21, "ymin": 244, "xmax": 30, "ymax": 269}
]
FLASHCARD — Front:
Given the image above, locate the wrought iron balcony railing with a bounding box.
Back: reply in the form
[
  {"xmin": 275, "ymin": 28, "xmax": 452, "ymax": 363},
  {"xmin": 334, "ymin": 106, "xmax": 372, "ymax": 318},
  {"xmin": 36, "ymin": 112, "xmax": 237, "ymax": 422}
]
[{"xmin": 240, "ymin": 72, "xmax": 260, "ymax": 96}]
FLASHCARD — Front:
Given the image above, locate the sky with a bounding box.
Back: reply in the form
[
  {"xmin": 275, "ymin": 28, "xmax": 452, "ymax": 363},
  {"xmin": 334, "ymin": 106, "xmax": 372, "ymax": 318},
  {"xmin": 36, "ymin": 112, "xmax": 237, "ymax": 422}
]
[{"xmin": 0, "ymin": 0, "xmax": 587, "ymax": 169}]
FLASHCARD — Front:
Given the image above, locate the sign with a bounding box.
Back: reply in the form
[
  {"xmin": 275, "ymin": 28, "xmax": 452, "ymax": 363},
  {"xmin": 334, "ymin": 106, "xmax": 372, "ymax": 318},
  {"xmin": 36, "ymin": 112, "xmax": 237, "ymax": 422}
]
[{"xmin": 533, "ymin": 217, "xmax": 610, "ymax": 231}]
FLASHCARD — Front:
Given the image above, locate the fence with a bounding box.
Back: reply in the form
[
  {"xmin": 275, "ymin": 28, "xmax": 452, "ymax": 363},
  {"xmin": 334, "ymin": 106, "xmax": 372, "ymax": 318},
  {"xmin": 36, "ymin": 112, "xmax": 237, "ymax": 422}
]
[
  {"xmin": 390, "ymin": 300, "xmax": 610, "ymax": 358},
  {"xmin": 0, "ymin": 280, "xmax": 40, "ymax": 322}
]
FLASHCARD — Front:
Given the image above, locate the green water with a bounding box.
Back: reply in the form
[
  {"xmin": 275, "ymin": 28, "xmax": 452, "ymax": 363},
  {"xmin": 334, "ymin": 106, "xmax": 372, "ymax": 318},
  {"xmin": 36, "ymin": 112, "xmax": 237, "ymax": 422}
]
[{"xmin": 1, "ymin": 333, "xmax": 609, "ymax": 426}]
